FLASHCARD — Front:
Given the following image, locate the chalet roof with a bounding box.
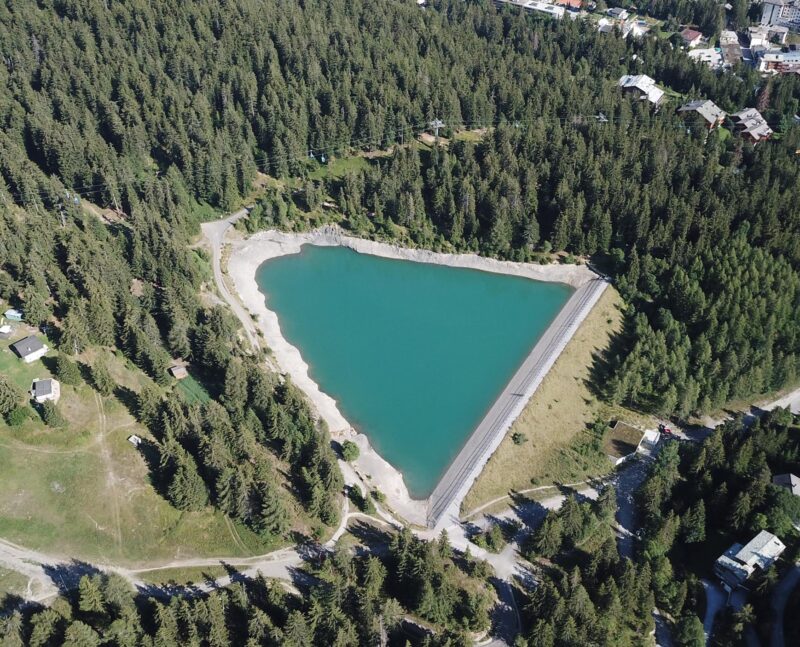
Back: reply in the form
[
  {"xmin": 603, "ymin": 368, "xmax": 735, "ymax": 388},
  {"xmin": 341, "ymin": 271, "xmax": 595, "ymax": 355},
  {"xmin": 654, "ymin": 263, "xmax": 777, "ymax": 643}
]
[
  {"xmin": 10, "ymin": 335, "xmax": 44, "ymax": 358},
  {"xmin": 32, "ymin": 379, "xmax": 56, "ymax": 397},
  {"xmin": 618, "ymin": 74, "xmax": 664, "ymax": 105},
  {"xmin": 678, "ymin": 99, "xmax": 726, "ymax": 124},
  {"xmin": 773, "ymin": 473, "xmax": 800, "ymax": 496},
  {"xmin": 681, "ymin": 28, "xmax": 703, "ymax": 43}
]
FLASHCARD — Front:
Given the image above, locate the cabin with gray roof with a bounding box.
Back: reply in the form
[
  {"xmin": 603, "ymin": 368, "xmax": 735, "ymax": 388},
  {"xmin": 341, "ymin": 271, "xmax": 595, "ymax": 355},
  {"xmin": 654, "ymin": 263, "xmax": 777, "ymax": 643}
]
[
  {"xmin": 677, "ymin": 100, "xmax": 726, "ymax": 129},
  {"xmin": 10, "ymin": 336, "xmax": 48, "ymax": 363}
]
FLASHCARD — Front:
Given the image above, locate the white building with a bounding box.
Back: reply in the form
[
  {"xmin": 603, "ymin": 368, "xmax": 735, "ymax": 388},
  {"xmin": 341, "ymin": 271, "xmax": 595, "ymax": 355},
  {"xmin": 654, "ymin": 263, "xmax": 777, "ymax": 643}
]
[
  {"xmin": 494, "ymin": 0, "xmax": 565, "ymax": 19},
  {"xmin": 758, "ymin": 49, "xmax": 800, "ymax": 74},
  {"xmin": 618, "ymin": 74, "xmax": 665, "ymax": 106},
  {"xmin": 761, "ymin": 0, "xmax": 800, "ymax": 32},
  {"xmin": 714, "ymin": 530, "xmax": 786, "ymax": 591},
  {"xmin": 30, "ymin": 378, "xmax": 61, "ymax": 404}
]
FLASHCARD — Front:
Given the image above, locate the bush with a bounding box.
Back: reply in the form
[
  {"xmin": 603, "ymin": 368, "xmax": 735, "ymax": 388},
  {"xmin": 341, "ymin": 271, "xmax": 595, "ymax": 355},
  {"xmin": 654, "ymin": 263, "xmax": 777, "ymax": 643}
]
[
  {"xmin": 348, "ymin": 486, "xmax": 376, "ymax": 514},
  {"xmin": 371, "ymin": 489, "xmax": 387, "ymax": 504},
  {"xmin": 341, "ymin": 440, "xmax": 359, "ymax": 462},
  {"xmin": 41, "ymin": 401, "xmax": 67, "ymax": 428},
  {"xmin": 511, "ymin": 432, "xmax": 527, "ymax": 445},
  {"xmin": 7, "ymin": 406, "xmax": 34, "ymax": 427},
  {"xmin": 54, "ymin": 354, "xmax": 83, "ymax": 386},
  {"xmin": 0, "ymin": 376, "xmax": 22, "ymax": 415}
]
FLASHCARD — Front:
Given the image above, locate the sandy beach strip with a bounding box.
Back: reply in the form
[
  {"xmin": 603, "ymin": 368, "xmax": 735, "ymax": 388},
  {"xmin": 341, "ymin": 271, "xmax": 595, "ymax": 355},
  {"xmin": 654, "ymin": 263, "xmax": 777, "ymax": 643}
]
[{"xmin": 226, "ymin": 227, "xmax": 600, "ymax": 526}]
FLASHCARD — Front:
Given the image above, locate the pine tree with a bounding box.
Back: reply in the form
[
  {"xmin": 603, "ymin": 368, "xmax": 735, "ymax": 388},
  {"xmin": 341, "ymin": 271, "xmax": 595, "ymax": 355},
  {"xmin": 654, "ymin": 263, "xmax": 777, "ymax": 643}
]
[
  {"xmin": 78, "ymin": 575, "xmax": 105, "ymax": 615},
  {"xmin": 54, "ymin": 354, "xmax": 83, "ymax": 386},
  {"xmin": 167, "ymin": 454, "xmax": 209, "ymax": 511},
  {"xmin": 0, "ymin": 376, "xmax": 22, "ymax": 415},
  {"xmin": 91, "ymin": 358, "xmax": 115, "ymax": 396}
]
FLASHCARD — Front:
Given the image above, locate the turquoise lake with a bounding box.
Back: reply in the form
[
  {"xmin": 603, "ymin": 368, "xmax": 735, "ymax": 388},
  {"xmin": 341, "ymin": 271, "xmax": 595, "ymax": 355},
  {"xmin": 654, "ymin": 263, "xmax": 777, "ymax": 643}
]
[{"xmin": 256, "ymin": 246, "xmax": 572, "ymax": 498}]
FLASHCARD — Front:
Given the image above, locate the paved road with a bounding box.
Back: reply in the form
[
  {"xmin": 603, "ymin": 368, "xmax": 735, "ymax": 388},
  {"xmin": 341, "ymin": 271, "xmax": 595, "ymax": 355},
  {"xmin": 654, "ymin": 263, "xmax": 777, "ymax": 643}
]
[
  {"xmin": 200, "ymin": 207, "xmax": 258, "ymax": 350},
  {"xmin": 702, "ymin": 579, "xmax": 726, "ymax": 643},
  {"xmin": 770, "ymin": 564, "xmax": 800, "ymax": 647},
  {"xmin": 428, "ymin": 277, "xmax": 609, "ymax": 528}
]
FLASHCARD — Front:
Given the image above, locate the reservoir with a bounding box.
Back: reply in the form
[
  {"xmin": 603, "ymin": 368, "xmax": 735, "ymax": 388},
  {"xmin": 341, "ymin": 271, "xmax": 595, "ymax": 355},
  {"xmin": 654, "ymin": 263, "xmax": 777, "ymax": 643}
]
[{"xmin": 256, "ymin": 245, "xmax": 572, "ymax": 498}]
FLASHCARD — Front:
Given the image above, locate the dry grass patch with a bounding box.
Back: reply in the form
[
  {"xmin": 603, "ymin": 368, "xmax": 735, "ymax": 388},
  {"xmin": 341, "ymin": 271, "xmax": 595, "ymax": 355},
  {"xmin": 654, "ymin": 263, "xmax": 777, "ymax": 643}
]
[{"xmin": 462, "ymin": 286, "xmax": 653, "ymax": 514}]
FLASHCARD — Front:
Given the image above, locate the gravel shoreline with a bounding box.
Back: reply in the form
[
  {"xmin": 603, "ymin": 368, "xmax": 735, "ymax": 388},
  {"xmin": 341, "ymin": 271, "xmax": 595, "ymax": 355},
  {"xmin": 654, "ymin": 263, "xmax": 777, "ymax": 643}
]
[{"xmin": 226, "ymin": 227, "xmax": 598, "ymax": 526}]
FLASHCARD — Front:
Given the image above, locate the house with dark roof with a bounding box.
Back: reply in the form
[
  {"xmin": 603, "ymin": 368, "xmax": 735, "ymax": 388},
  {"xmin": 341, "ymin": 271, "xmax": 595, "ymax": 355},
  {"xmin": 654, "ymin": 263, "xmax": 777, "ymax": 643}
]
[
  {"xmin": 773, "ymin": 473, "xmax": 800, "ymax": 496},
  {"xmin": 10, "ymin": 336, "xmax": 48, "ymax": 363},
  {"xmin": 30, "ymin": 378, "xmax": 61, "ymax": 404}
]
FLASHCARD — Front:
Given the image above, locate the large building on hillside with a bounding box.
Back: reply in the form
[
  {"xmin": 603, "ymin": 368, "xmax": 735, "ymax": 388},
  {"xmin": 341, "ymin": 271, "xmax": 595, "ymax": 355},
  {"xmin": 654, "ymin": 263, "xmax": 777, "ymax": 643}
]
[
  {"xmin": 618, "ymin": 74, "xmax": 664, "ymax": 106},
  {"xmin": 714, "ymin": 530, "xmax": 786, "ymax": 591},
  {"xmin": 761, "ymin": 0, "xmax": 800, "ymax": 31}
]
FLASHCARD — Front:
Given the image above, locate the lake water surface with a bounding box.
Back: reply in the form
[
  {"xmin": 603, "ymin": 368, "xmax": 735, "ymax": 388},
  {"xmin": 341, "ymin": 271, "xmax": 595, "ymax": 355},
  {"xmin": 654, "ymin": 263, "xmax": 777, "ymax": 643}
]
[{"xmin": 256, "ymin": 245, "xmax": 572, "ymax": 498}]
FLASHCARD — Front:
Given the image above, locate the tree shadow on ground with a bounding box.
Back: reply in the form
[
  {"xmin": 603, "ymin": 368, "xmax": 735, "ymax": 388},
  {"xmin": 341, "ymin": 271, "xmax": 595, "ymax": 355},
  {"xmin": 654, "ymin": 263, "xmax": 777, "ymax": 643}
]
[
  {"xmin": 346, "ymin": 519, "xmax": 393, "ymax": 552},
  {"xmin": 585, "ymin": 306, "xmax": 635, "ymax": 401},
  {"xmin": 136, "ymin": 438, "xmax": 170, "ymax": 499},
  {"xmin": 508, "ymin": 492, "xmax": 547, "ymax": 530},
  {"xmin": 42, "ymin": 560, "xmax": 104, "ymax": 597},
  {"xmin": 114, "ymin": 385, "xmax": 140, "ymax": 420}
]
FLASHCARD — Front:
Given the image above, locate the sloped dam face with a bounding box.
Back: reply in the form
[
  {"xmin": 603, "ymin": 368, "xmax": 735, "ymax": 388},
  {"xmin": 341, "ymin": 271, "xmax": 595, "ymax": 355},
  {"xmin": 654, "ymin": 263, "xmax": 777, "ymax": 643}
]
[{"xmin": 256, "ymin": 245, "xmax": 572, "ymax": 498}]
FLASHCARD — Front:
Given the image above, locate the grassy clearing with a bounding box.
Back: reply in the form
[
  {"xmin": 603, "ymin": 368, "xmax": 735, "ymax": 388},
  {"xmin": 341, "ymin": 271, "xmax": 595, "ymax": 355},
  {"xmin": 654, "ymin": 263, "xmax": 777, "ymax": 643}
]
[
  {"xmin": 307, "ymin": 155, "xmax": 370, "ymax": 181},
  {"xmin": 0, "ymin": 340, "xmax": 275, "ymax": 566},
  {"xmin": 176, "ymin": 374, "xmax": 211, "ymax": 404},
  {"xmin": 136, "ymin": 565, "xmax": 229, "ymax": 586},
  {"xmin": 462, "ymin": 287, "xmax": 655, "ymax": 513},
  {"xmin": 0, "ymin": 567, "xmax": 29, "ymax": 597}
]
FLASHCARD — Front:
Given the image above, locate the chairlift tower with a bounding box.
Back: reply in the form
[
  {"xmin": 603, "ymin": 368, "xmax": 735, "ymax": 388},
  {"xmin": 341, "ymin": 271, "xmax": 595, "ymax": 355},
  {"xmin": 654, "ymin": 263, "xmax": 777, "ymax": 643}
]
[{"xmin": 429, "ymin": 118, "xmax": 445, "ymax": 138}]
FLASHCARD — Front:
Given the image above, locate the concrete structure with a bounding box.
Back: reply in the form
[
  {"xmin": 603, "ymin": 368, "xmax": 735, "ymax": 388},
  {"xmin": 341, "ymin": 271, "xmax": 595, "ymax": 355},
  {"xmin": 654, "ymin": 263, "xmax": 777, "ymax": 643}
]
[
  {"xmin": 714, "ymin": 531, "xmax": 786, "ymax": 591},
  {"xmin": 678, "ymin": 99, "xmax": 727, "ymax": 128},
  {"xmin": 680, "ymin": 28, "xmax": 704, "ymax": 48},
  {"xmin": 127, "ymin": 434, "xmax": 143, "ymax": 447},
  {"xmin": 10, "ymin": 336, "xmax": 48, "ymax": 363},
  {"xmin": 618, "ymin": 74, "xmax": 665, "ymax": 106},
  {"xmin": 730, "ymin": 108, "xmax": 774, "ymax": 143},
  {"xmin": 688, "ymin": 47, "xmax": 724, "ymax": 69},
  {"xmin": 761, "ymin": 0, "xmax": 800, "ymax": 32},
  {"xmin": 30, "ymin": 379, "xmax": 60, "ymax": 404},
  {"xmin": 494, "ymin": 0, "xmax": 565, "ymax": 19},
  {"xmin": 639, "ymin": 429, "xmax": 661, "ymax": 452},
  {"xmin": 427, "ymin": 277, "xmax": 608, "ymax": 528},
  {"xmin": 720, "ymin": 30, "xmax": 743, "ymax": 67},
  {"xmin": 0, "ymin": 324, "xmax": 12, "ymax": 340},
  {"xmin": 773, "ymin": 473, "xmax": 800, "ymax": 496},
  {"xmin": 169, "ymin": 365, "xmax": 189, "ymax": 379},
  {"xmin": 758, "ymin": 49, "xmax": 800, "ymax": 74}
]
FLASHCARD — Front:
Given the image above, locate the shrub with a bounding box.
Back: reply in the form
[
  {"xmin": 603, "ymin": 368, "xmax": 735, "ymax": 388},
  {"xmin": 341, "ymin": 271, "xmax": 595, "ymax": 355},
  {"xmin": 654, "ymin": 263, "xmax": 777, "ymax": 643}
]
[
  {"xmin": 511, "ymin": 432, "xmax": 527, "ymax": 445},
  {"xmin": 41, "ymin": 401, "xmax": 67, "ymax": 428},
  {"xmin": 0, "ymin": 376, "xmax": 22, "ymax": 415},
  {"xmin": 341, "ymin": 440, "xmax": 360, "ymax": 462},
  {"xmin": 7, "ymin": 406, "xmax": 34, "ymax": 427}
]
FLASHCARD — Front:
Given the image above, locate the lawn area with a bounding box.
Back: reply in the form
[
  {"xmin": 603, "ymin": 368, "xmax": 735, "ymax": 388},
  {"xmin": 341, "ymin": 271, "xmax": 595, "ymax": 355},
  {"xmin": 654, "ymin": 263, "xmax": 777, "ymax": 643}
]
[
  {"xmin": 462, "ymin": 287, "xmax": 655, "ymax": 513},
  {"xmin": 0, "ymin": 337, "xmax": 277, "ymax": 567},
  {"xmin": 307, "ymin": 155, "xmax": 370, "ymax": 181},
  {"xmin": 176, "ymin": 373, "xmax": 211, "ymax": 404},
  {"xmin": 0, "ymin": 567, "xmax": 29, "ymax": 597},
  {"xmin": 135, "ymin": 564, "xmax": 229, "ymax": 587}
]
